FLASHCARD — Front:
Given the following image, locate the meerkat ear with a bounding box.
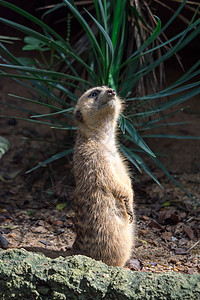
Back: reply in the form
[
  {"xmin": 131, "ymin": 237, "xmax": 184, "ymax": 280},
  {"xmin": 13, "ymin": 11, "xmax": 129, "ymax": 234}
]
[{"xmin": 74, "ymin": 109, "xmax": 83, "ymax": 123}]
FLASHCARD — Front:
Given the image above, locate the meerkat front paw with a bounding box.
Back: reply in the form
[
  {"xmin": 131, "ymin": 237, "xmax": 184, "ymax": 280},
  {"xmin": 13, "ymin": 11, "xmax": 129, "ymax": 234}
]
[
  {"xmin": 122, "ymin": 198, "xmax": 134, "ymax": 223},
  {"xmin": 127, "ymin": 209, "xmax": 134, "ymax": 223}
]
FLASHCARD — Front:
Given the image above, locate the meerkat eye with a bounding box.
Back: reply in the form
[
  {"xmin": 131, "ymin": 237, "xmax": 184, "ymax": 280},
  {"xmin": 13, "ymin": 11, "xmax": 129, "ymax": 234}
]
[{"xmin": 88, "ymin": 92, "xmax": 98, "ymax": 98}]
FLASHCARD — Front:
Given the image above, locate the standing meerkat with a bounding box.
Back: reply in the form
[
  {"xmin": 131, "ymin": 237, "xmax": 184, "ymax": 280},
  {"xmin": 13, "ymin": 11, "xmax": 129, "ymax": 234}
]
[{"xmin": 73, "ymin": 86, "xmax": 135, "ymax": 267}]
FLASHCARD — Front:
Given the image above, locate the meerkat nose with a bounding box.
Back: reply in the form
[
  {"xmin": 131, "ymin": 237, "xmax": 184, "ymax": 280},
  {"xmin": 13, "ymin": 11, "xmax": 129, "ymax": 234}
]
[{"xmin": 107, "ymin": 89, "xmax": 116, "ymax": 96}]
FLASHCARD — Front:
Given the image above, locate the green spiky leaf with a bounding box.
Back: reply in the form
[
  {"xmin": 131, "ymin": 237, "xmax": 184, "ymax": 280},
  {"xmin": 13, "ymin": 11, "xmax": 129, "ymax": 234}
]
[{"xmin": 0, "ymin": 136, "xmax": 10, "ymax": 159}]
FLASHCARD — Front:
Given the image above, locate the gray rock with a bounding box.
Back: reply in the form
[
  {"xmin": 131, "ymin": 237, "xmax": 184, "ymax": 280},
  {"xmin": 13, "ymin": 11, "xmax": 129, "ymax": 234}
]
[{"xmin": 0, "ymin": 249, "xmax": 199, "ymax": 299}]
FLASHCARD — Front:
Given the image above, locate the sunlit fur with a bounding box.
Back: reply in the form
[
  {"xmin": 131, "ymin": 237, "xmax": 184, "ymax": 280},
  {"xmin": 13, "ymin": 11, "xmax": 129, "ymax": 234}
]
[{"xmin": 73, "ymin": 86, "xmax": 135, "ymax": 267}]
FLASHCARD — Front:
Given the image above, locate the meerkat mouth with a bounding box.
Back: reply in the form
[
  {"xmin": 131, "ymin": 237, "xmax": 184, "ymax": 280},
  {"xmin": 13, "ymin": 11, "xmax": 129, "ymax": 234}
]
[
  {"xmin": 105, "ymin": 89, "xmax": 116, "ymax": 102},
  {"xmin": 100, "ymin": 97, "xmax": 116, "ymax": 108},
  {"xmin": 106, "ymin": 89, "xmax": 116, "ymax": 105},
  {"xmin": 97, "ymin": 88, "xmax": 117, "ymax": 109}
]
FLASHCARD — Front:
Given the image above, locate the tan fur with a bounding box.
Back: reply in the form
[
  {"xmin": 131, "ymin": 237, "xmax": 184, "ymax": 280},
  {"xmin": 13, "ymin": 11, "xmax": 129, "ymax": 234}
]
[{"xmin": 73, "ymin": 86, "xmax": 135, "ymax": 267}]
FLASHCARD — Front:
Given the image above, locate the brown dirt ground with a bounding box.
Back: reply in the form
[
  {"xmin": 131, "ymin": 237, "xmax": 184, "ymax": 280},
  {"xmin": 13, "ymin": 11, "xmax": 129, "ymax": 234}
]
[{"xmin": 0, "ymin": 70, "xmax": 200, "ymax": 274}]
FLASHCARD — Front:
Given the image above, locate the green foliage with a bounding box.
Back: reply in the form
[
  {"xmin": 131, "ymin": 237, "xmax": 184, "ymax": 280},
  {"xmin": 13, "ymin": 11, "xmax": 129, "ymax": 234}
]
[
  {"xmin": 0, "ymin": 0, "xmax": 200, "ymax": 200},
  {"xmin": 23, "ymin": 36, "xmax": 50, "ymax": 52},
  {"xmin": 0, "ymin": 136, "xmax": 10, "ymax": 159}
]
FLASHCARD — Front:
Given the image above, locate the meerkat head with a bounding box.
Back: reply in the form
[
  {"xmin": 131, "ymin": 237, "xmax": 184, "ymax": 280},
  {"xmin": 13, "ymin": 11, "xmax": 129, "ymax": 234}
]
[{"xmin": 74, "ymin": 86, "xmax": 123, "ymax": 130}]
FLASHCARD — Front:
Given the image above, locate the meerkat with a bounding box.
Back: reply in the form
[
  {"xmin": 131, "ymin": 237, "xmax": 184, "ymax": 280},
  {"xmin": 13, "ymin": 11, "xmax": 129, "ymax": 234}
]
[{"xmin": 73, "ymin": 86, "xmax": 135, "ymax": 267}]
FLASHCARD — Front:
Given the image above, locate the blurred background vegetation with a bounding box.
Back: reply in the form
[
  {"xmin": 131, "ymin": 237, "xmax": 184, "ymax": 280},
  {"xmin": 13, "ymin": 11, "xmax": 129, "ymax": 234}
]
[{"xmin": 0, "ymin": 0, "xmax": 200, "ymax": 201}]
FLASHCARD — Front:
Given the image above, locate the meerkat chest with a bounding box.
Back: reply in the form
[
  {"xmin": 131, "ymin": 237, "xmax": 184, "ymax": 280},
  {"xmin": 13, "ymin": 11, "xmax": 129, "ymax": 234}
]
[
  {"xmin": 104, "ymin": 146, "xmax": 130, "ymax": 186},
  {"xmin": 113, "ymin": 155, "xmax": 129, "ymax": 184}
]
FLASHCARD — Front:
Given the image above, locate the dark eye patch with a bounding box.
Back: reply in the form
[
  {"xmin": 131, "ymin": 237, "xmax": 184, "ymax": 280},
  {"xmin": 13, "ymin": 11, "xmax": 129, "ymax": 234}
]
[
  {"xmin": 88, "ymin": 90, "xmax": 100, "ymax": 98},
  {"xmin": 88, "ymin": 92, "xmax": 97, "ymax": 98}
]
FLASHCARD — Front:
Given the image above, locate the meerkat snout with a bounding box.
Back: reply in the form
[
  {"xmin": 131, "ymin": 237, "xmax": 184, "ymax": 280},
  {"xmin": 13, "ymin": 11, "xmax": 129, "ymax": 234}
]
[{"xmin": 107, "ymin": 89, "xmax": 116, "ymax": 96}]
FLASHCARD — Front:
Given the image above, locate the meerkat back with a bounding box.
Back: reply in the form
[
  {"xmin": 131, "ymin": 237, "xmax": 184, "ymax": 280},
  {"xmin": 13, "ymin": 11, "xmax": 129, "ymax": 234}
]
[{"xmin": 73, "ymin": 86, "xmax": 135, "ymax": 267}]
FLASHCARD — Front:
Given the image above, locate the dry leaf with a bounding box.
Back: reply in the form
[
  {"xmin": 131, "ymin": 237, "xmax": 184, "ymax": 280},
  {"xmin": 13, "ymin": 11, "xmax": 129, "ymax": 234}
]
[
  {"xmin": 183, "ymin": 226, "xmax": 195, "ymax": 240},
  {"xmin": 0, "ymin": 234, "xmax": 9, "ymax": 249},
  {"xmin": 158, "ymin": 209, "xmax": 180, "ymax": 225},
  {"xmin": 126, "ymin": 258, "xmax": 143, "ymax": 271},
  {"xmin": 140, "ymin": 229, "xmax": 147, "ymax": 235},
  {"xmin": 174, "ymin": 248, "xmax": 188, "ymax": 255},
  {"xmin": 31, "ymin": 226, "xmax": 47, "ymax": 234},
  {"xmin": 149, "ymin": 219, "xmax": 164, "ymax": 230},
  {"xmin": 140, "ymin": 215, "xmax": 150, "ymax": 221},
  {"xmin": 161, "ymin": 231, "xmax": 172, "ymax": 241},
  {"xmin": 178, "ymin": 238, "xmax": 188, "ymax": 246},
  {"xmin": 187, "ymin": 268, "xmax": 195, "ymax": 274}
]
